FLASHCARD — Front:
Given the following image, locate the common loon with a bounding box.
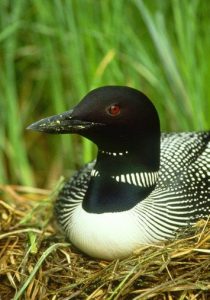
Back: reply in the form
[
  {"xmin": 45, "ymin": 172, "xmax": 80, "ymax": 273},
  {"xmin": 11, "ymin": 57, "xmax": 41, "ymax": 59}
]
[{"xmin": 28, "ymin": 86, "xmax": 210, "ymax": 260}]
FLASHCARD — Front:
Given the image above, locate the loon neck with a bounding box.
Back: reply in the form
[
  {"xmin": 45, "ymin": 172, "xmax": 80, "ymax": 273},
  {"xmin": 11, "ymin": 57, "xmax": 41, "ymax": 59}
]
[
  {"xmin": 96, "ymin": 133, "xmax": 160, "ymax": 174},
  {"xmin": 82, "ymin": 137, "xmax": 160, "ymax": 214}
]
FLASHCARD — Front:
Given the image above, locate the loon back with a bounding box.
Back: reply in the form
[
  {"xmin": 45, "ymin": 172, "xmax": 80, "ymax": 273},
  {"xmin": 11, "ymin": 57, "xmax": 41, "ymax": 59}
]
[{"xmin": 28, "ymin": 86, "xmax": 210, "ymax": 260}]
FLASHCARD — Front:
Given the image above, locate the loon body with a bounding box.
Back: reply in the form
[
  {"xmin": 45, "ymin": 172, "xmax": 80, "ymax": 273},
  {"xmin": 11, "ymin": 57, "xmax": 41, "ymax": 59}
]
[{"xmin": 28, "ymin": 86, "xmax": 210, "ymax": 259}]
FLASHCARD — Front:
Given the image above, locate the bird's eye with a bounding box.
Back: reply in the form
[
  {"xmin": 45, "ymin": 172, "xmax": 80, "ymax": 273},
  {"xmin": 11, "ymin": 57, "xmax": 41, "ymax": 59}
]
[{"xmin": 107, "ymin": 104, "xmax": 121, "ymax": 116}]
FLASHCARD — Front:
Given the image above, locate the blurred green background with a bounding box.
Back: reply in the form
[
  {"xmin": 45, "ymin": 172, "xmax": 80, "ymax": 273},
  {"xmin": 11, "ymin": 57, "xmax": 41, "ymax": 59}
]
[{"xmin": 0, "ymin": 0, "xmax": 209, "ymax": 188}]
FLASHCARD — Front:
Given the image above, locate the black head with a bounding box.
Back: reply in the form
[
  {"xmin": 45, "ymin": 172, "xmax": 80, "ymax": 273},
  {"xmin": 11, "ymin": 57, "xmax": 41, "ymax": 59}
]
[{"xmin": 28, "ymin": 86, "xmax": 160, "ymax": 153}]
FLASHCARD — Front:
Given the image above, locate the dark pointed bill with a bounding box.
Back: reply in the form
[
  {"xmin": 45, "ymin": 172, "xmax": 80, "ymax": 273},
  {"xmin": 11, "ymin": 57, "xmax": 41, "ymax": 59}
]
[{"xmin": 27, "ymin": 110, "xmax": 104, "ymax": 134}]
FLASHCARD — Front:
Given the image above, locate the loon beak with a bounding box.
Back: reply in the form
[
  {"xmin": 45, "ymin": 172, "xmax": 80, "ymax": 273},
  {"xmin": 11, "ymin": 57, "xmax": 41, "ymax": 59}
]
[{"xmin": 27, "ymin": 109, "xmax": 103, "ymax": 134}]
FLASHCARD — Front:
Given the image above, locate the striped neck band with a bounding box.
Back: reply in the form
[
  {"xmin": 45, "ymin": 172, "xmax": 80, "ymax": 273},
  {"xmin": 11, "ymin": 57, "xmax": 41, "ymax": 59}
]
[{"xmin": 91, "ymin": 169, "xmax": 159, "ymax": 187}]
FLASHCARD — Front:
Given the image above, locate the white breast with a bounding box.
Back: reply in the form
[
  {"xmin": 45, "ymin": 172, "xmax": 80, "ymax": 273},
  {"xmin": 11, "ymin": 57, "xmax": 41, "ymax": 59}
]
[{"xmin": 65, "ymin": 204, "xmax": 159, "ymax": 260}]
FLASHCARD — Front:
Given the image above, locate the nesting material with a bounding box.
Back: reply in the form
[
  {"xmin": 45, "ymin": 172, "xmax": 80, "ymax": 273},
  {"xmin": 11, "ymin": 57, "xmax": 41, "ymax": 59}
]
[{"xmin": 0, "ymin": 184, "xmax": 209, "ymax": 300}]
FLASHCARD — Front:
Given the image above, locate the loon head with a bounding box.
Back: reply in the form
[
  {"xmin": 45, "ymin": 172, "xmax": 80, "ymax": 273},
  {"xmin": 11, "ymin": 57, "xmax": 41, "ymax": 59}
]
[
  {"xmin": 28, "ymin": 86, "xmax": 161, "ymax": 213},
  {"xmin": 28, "ymin": 86, "xmax": 160, "ymax": 168}
]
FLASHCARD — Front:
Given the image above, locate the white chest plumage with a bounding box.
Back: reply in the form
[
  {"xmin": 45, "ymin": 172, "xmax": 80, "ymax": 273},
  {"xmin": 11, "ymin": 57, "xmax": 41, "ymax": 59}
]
[{"xmin": 66, "ymin": 203, "xmax": 159, "ymax": 260}]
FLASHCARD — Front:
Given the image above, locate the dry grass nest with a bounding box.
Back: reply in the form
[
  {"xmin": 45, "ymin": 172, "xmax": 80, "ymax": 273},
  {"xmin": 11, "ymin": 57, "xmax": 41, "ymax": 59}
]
[{"xmin": 0, "ymin": 181, "xmax": 210, "ymax": 300}]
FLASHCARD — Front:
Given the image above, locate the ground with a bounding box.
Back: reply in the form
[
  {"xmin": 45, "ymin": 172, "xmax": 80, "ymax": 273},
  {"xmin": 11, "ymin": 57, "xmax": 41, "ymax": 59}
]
[{"xmin": 0, "ymin": 183, "xmax": 210, "ymax": 300}]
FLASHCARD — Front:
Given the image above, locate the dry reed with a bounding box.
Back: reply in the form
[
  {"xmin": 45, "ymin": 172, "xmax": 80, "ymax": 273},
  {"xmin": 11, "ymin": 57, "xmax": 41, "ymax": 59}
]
[{"xmin": 0, "ymin": 184, "xmax": 209, "ymax": 299}]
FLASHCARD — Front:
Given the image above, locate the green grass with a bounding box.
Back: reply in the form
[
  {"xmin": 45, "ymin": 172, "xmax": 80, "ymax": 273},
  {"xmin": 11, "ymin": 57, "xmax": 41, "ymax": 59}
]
[{"xmin": 0, "ymin": 0, "xmax": 209, "ymax": 186}]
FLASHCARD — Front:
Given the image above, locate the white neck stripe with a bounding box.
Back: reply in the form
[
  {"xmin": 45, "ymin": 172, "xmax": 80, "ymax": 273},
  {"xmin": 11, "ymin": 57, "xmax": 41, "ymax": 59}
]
[
  {"xmin": 91, "ymin": 169, "xmax": 99, "ymax": 177},
  {"xmin": 91, "ymin": 168, "xmax": 159, "ymax": 187},
  {"xmin": 112, "ymin": 172, "xmax": 159, "ymax": 187},
  {"xmin": 99, "ymin": 149, "xmax": 129, "ymax": 157}
]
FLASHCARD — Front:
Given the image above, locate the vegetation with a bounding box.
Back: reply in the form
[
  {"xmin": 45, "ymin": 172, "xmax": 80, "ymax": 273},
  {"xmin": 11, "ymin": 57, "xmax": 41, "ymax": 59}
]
[
  {"xmin": 0, "ymin": 185, "xmax": 210, "ymax": 299},
  {"xmin": 0, "ymin": 0, "xmax": 209, "ymax": 186}
]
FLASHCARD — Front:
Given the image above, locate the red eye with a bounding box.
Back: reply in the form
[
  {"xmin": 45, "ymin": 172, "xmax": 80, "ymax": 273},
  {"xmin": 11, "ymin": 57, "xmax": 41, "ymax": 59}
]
[{"xmin": 107, "ymin": 104, "xmax": 121, "ymax": 116}]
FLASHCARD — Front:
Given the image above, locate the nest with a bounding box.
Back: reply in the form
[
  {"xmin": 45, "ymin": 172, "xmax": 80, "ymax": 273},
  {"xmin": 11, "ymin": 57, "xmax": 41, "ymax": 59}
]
[{"xmin": 0, "ymin": 183, "xmax": 210, "ymax": 300}]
